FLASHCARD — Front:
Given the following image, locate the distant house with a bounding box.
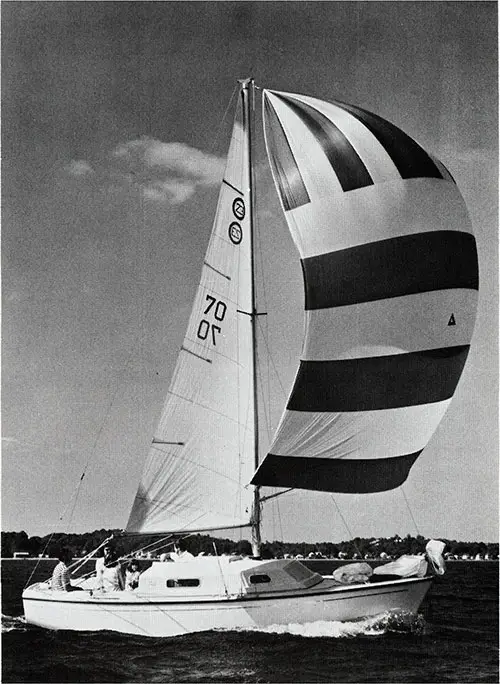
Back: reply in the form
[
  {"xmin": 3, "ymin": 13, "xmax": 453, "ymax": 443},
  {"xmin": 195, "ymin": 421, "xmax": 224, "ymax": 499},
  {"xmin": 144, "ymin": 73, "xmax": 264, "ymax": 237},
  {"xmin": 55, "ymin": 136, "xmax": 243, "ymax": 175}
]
[{"xmin": 13, "ymin": 551, "xmax": 30, "ymax": 558}]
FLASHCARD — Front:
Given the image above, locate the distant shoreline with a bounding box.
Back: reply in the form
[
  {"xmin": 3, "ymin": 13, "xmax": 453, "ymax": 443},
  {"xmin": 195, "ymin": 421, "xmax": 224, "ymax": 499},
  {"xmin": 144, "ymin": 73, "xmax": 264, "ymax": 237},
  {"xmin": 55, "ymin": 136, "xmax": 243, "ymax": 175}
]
[{"xmin": 2, "ymin": 557, "xmax": 499, "ymax": 562}]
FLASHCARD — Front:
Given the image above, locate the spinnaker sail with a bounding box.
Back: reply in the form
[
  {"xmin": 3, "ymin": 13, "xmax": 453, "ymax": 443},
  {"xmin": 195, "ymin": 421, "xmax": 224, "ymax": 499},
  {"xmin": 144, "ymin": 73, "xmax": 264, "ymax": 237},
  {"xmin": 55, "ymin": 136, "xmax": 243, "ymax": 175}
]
[{"xmin": 252, "ymin": 90, "xmax": 478, "ymax": 493}]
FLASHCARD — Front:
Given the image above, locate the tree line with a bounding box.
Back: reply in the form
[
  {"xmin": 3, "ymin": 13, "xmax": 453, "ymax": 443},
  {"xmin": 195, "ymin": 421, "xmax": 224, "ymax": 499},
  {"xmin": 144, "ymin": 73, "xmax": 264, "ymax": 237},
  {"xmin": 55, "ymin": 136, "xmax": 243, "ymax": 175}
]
[{"xmin": 2, "ymin": 529, "xmax": 498, "ymax": 560}]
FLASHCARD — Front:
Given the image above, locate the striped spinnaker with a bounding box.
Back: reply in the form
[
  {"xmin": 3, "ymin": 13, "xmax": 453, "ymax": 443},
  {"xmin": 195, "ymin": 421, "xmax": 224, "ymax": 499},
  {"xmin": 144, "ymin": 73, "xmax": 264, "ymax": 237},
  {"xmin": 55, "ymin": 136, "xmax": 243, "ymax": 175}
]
[{"xmin": 252, "ymin": 90, "xmax": 478, "ymax": 493}]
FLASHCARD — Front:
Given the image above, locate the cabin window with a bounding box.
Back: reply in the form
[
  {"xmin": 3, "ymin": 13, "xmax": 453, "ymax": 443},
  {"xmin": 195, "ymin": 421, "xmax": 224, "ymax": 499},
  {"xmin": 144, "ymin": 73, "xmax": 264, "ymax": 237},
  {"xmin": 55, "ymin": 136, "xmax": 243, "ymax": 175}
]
[
  {"xmin": 285, "ymin": 561, "xmax": 315, "ymax": 582},
  {"xmin": 249, "ymin": 574, "xmax": 271, "ymax": 584},
  {"xmin": 166, "ymin": 579, "xmax": 200, "ymax": 588}
]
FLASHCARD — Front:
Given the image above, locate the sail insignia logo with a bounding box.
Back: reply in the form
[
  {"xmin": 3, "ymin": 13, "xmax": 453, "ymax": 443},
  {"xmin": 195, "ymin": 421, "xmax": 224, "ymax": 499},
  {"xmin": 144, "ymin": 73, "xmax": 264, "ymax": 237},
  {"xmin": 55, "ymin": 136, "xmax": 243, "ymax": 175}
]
[
  {"xmin": 232, "ymin": 197, "xmax": 245, "ymax": 220},
  {"xmin": 229, "ymin": 197, "xmax": 245, "ymax": 244},
  {"xmin": 229, "ymin": 222, "xmax": 242, "ymax": 244}
]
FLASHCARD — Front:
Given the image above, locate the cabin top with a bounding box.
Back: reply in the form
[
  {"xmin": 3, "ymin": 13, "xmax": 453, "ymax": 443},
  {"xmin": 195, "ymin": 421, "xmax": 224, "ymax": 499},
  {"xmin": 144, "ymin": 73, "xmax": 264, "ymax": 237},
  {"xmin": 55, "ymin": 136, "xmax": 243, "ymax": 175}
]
[{"xmin": 137, "ymin": 557, "xmax": 324, "ymax": 597}]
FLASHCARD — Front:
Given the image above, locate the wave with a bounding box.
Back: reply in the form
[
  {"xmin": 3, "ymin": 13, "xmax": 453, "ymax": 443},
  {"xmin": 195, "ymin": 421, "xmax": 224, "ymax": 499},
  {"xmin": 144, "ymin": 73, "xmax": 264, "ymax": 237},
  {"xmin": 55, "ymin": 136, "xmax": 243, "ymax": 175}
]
[
  {"xmin": 1, "ymin": 614, "xmax": 29, "ymax": 633},
  {"xmin": 228, "ymin": 611, "xmax": 426, "ymax": 638}
]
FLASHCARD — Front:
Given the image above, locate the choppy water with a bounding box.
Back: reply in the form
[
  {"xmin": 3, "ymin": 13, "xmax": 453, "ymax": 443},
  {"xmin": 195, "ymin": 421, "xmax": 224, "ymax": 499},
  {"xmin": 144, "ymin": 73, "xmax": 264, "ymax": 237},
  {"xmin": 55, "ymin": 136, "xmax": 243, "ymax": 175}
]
[{"xmin": 2, "ymin": 559, "xmax": 498, "ymax": 682}]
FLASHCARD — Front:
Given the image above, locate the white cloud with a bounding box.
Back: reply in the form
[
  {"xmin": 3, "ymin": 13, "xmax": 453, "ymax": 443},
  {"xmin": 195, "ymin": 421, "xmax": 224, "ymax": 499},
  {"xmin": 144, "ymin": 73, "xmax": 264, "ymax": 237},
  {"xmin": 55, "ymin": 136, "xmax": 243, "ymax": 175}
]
[
  {"xmin": 70, "ymin": 136, "xmax": 227, "ymax": 204},
  {"xmin": 141, "ymin": 179, "xmax": 197, "ymax": 204},
  {"xmin": 141, "ymin": 140, "xmax": 226, "ymax": 184},
  {"xmin": 66, "ymin": 160, "xmax": 94, "ymax": 177}
]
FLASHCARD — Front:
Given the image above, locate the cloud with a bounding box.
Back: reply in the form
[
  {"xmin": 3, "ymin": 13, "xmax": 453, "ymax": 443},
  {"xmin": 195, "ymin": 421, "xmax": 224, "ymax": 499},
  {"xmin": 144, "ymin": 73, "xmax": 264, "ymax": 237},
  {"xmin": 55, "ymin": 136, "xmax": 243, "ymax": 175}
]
[
  {"xmin": 141, "ymin": 179, "xmax": 197, "ymax": 204},
  {"xmin": 68, "ymin": 138, "xmax": 226, "ymax": 204},
  {"xmin": 66, "ymin": 160, "xmax": 94, "ymax": 177}
]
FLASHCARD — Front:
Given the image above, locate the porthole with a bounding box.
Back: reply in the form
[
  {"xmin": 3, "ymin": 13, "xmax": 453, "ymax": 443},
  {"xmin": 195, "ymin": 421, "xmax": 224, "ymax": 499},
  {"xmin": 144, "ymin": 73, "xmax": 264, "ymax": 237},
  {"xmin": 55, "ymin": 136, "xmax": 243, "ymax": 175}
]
[
  {"xmin": 166, "ymin": 578, "xmax": 200, "ymax": 588},
  {"xmin": 249, "ymin": 574, "xmax": 271, "ymax": 584}
]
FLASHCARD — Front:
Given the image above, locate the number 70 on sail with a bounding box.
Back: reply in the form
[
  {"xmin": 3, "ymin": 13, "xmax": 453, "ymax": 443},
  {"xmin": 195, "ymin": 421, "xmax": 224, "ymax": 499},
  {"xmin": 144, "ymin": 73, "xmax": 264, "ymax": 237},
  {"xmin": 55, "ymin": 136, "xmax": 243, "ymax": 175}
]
[{"xmin": 196, "ymin": 295, "xmax": 227, "ymax": 346}]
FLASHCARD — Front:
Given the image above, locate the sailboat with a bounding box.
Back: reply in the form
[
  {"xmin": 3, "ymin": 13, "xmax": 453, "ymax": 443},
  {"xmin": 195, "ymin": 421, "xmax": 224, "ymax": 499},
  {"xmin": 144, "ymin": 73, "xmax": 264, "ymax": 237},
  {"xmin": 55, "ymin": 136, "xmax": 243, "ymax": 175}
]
[{"xmin": 23, "ymin": 79, "xmax": 478, "ymax": 637}]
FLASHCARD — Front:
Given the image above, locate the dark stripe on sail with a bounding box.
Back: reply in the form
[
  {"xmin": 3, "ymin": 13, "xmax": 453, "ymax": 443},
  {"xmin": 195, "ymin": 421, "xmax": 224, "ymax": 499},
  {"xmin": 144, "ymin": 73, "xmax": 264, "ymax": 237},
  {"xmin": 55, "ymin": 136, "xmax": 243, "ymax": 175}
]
[
  {"xmin": 264, "ymin": 96, "xmax": 310, "ymax": 211},
  {"xmin": 251, "ymin": 452, "xmax": 421, "ymax": 493},
  {"xmin": 334, "ymin": 100, "xmax": 445, "ymax": 180},
  {"xmin": 302, "ymin": 231, "xmax": 478, "ymax": 310},
  {"xmin": 288, "ymin": 345, "xmax": 470, "ymax": 412},
  {"xmin": 275, "ymin": 94, "xmax": 374, "ymax": 192}
]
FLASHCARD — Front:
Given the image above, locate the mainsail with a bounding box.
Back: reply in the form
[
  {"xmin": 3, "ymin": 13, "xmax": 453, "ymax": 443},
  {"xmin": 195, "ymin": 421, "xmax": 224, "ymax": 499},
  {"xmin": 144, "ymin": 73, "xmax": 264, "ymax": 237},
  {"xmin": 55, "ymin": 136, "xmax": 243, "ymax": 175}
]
[
  {"xmin": 253, "ymin": 90, "xmax": 478, "ymax": 493},
  {"xmin": 127, "ymin": 93, "xmax": 255, "ymax": 533}
]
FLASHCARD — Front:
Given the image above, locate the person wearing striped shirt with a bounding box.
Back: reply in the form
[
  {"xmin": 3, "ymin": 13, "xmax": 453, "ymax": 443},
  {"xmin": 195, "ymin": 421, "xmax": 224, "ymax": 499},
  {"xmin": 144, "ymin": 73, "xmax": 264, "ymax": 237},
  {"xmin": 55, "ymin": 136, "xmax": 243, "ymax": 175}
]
[{"xmin": 51, "ymin": 547, "xmax": 83, "ymax": 592}]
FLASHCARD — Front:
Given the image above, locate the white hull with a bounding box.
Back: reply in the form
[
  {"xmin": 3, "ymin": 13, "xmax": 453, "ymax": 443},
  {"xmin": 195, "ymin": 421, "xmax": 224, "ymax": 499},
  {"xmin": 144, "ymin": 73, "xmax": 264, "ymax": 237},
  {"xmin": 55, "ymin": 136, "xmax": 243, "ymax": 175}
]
[{"xmin": 23, "ymin": 576, "xmax": 432, "ymax": 637}]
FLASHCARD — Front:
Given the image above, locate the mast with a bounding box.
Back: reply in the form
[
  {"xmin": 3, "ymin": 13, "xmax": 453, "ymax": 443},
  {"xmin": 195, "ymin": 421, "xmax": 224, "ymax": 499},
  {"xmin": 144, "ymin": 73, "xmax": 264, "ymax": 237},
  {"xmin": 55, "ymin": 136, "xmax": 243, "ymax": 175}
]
[{"xmin": 240, "ymin": 77, "xmax": 261, "ymax": 557}]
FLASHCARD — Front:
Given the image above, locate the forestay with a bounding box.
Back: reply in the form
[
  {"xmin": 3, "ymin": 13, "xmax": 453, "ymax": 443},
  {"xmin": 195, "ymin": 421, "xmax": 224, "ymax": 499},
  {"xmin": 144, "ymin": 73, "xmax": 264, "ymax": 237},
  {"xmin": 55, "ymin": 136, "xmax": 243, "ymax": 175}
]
[
  {"xmin": 127, "ymin": 94, "xmax": 255, "ymax": 533},
  {"xmin": 252, "ymin": 89, "xmax": 478, "ymax": 494}
]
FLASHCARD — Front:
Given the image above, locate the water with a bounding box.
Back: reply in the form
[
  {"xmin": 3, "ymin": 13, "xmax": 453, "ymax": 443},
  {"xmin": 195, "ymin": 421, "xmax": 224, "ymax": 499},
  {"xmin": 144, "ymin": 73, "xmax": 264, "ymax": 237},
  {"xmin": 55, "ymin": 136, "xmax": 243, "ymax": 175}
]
[{"xmin": 2, "ymin": 559, "xmax": 498, "ymax": 682}]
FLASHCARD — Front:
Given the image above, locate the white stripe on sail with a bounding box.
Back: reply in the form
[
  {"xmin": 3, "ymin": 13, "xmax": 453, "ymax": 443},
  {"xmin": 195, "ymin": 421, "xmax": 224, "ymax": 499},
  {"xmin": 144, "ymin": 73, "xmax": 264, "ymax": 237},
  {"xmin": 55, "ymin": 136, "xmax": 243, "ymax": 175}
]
[
  {"xmin": 303, "ymin": 289, "xmax": 478, "ymax": 361},
  {"xmin": 288, "ymin": 178, "xmax": 472, "ymax": 259},
  {"xmin": 269, "ymin": 401, "xmax": 451, "ymax": 462},
  {"xmin": 264, "ymin": 91, "xmax": 344, "ymax": 201},
  {"xmin": 273, "ymin": 91, "xmax": 401, "ymax": 185}
]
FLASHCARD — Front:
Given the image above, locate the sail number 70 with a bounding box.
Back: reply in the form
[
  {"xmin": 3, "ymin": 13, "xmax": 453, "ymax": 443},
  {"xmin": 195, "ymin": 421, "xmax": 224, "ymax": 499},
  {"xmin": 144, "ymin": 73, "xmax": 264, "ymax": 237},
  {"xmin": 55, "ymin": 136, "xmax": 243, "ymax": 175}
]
[{"xmin": 197, "ymin": 295, "xmax": 227, "ymax": 345}]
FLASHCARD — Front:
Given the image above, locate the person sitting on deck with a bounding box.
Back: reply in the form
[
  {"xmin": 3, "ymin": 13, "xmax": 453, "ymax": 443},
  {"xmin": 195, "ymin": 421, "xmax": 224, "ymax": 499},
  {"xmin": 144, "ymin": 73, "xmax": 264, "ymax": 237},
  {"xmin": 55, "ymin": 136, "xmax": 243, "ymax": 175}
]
[
  {"xmin": 170, "ymin": 540, "xmax": 194, "ymax": 562},
  {"xmin": 125, "ymin": 560, "xmax": 141, "ymax": 590},
  {"xmin": 51, "ymin": 548, "xmax": 83, "ymax": 592},
  {"xmin": 96, "ymin": 543, "xmax": 125, "ymax": 591}
]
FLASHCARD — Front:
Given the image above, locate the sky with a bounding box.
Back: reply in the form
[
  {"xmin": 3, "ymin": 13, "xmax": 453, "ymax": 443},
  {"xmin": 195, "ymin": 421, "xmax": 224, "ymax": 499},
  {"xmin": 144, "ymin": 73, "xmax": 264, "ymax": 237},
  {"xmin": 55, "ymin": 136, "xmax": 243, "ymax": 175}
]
[{"xmin": 2, "ymin": 1, "xmax": 498, "ymax": 544}]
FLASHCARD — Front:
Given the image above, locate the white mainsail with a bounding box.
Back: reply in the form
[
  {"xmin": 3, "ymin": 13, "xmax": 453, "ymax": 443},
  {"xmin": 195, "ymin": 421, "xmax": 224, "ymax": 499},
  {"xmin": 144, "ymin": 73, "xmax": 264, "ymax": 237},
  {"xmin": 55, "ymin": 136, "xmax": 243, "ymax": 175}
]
[
  {"xmin": 253, "ymin": 89, "xmax": 478, "ymax": 493},
  {"xmin": 127, "ymin": 94, "xmax": 255, "ymax": 533}
]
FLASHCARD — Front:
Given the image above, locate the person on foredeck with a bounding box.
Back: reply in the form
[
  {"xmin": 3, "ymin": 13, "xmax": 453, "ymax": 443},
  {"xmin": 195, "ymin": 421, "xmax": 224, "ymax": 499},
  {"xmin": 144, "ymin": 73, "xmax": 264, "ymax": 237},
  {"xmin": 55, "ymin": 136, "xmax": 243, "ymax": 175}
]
[
  {"xmin": 170, "ymin": 540, "xmax": 194, "ymax": 562},
  {"xmin": 51, "ymin": 548, "xmax": 84, "ymax": 592},
  {"xmin": 96, "ymin": 543, "xmax": 125, "ymax": 591}
]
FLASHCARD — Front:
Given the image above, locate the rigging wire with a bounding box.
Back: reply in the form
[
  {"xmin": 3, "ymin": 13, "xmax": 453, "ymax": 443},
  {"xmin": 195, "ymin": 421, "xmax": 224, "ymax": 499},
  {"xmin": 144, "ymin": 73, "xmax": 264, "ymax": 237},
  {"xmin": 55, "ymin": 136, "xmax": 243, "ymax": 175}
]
[
  {"xmin": 55, "ymin": 351, "xmax": 141, "ymax": 532},
  {"xmin": 69, "ymin": 536, "xmax": 114, "ymax": 576},
  {"xmin": 330, "ymin": 495, "xmax": 363, "ymax": 559},
  {"xmin": 256, "ymin": 317, "xmax": 288, "ymax": 400},
  {"xmin": 208, "ymin": 83, "xmax": 240, "ymax": 155},
  {"xmin": 260, "ymin": 488, "xmax": 294, "ymax": 503},
  {"xmin": 23, "ymin": 533, "xmax": 57, "ymax": 590},
  {"xmin": 276, "ymin": 495, "xmax": 284, "ymax": 543},
  {"xmin": 213, "ymin": 542, "xmax": 230, "ymax": 598},
  {"xmin": 52, "ymin": 180, "xmax": 150, "ymax": 534},
  {"xmin": 400, "ymin": 485, "xmax": 422, "ymax": 536}
]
